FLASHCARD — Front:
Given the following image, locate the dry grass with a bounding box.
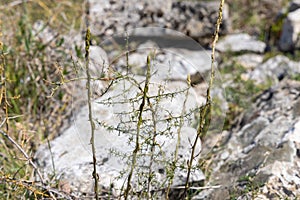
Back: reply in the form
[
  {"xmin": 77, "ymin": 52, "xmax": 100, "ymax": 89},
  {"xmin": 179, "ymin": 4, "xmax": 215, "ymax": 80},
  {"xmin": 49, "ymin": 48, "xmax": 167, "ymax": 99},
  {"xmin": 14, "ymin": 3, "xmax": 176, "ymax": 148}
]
[{"xmin": 0, "ymin": 0, "xmax": 84, "ymax": 199}]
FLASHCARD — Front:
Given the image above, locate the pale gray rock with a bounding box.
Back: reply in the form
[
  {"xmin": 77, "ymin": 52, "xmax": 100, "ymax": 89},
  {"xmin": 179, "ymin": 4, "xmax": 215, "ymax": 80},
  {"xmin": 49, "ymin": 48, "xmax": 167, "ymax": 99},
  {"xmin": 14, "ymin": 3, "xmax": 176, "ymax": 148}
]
[
  {"xmin": 216, "ymin": 33, "xmax": 266, "ymax": 53},
  {"xmin": 279, "ymin": 8, "xmax": 300, "ymax": 51},
  {"xmin": 111, "ymin": 40, "xmax": 212, "ymax": 81},
  {"xmin": 89, "ymin": 46, "xmax": 109, "ymax": 77},
  {"xmin": 237, "ymin": 116, "xmax": 269, "ymax": 148},
  {"xmin": 186, "ymin": 18, "xmax": 204, "ymax": 38},
  {"xmin": 249, "ymin": 55, "xmax": 300, "ymax": 84},
  {"xmin": 129, "ymin": 27, "xmax": 180, "ymax": 37},
  {"xmin": 136, "ymin": 40, "xmax": 159, "ymax": 49},
  {"xmin": 88, "ymin": 0, "xmax": 230, "ymax": 45},
  {"xmin": 151, "ymin": 47, "xmax": 212, "ymax": 80},
  {"xmin": 194, "ymin": 80, "xmax": 300, "ymax": 199},
  {"xmin": 171, "ymin": 1, "xmax": 230, "ymax": 38},
  {"xmin": 234, "ymin": 54, "xmax": 264, "ymax": 69},
  {"xmin": 35, "ymin": 75, "xmax": 206, "ymax": 197},
  {"xmin": 147, "ymin": 0, "xmax": 172, "ymax": 13}
]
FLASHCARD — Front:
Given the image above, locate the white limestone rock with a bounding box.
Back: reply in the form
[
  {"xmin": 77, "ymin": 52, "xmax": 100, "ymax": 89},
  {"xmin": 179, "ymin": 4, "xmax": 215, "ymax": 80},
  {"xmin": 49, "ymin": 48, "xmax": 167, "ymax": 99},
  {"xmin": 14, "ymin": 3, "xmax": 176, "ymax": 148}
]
[{"xmin": 216, "ymin": 33, "xmax": 266, "ymax": 53}]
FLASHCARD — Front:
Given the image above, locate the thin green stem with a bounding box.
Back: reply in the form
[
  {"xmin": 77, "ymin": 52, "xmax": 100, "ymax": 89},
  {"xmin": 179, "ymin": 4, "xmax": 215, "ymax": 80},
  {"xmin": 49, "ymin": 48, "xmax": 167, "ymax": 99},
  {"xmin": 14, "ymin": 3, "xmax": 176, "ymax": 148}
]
[
  {"xmin": 165, "ymin": 74, "xmax": 191, "ymax": 199},
  {"xmin": 146, "ymin": 84, "xmax": 162, "ymax": 198},
  {"xmin": 85, "ymin": 27, "xmax": 99, "ymax": 200}
]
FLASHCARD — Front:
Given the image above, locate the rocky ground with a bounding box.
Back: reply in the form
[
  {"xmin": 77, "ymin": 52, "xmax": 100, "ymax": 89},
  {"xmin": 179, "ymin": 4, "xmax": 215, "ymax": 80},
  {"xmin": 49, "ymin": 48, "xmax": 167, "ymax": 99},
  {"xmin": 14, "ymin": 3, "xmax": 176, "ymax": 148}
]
[{"xmin": 22, "ymin": 0, "xmax": 300, "ymax": 199}]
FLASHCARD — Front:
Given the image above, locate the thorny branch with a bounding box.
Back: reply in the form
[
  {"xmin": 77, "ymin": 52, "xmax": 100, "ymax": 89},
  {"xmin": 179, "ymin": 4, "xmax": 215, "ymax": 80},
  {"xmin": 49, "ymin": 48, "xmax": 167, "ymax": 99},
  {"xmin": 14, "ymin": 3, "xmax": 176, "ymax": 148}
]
[
  {"xmin": 182, "ymin": 0, "xmax": 225, "ymax": 199},
  {"xmin": 85, "ymin": 27, "xmax": 99, "ymax": 200},
  {"xmin": 123, "ymin": 55, "xmax": 151, "ymax": 200}
]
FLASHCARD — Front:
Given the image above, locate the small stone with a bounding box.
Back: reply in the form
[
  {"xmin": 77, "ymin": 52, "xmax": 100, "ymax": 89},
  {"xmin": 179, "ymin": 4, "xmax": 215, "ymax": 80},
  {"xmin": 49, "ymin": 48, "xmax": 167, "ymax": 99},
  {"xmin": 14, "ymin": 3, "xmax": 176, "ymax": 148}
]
[
  {"xmin": 249, "ymin": 55, "xmax": 300, "ymax": 84},
  {"xmin": 220, "ymin": 151, "xmax": 229, "ymax": 160},
  {"xmin": 216, "ymin": 33, "xmax": 266, "ymax": 53},
  {"xmin": 186, "ymin": 19, "xmax": 204, "ymax": 37},
  {"xmin": 279, "ymin": 8, "xmax": 300, "ymax": 51}
]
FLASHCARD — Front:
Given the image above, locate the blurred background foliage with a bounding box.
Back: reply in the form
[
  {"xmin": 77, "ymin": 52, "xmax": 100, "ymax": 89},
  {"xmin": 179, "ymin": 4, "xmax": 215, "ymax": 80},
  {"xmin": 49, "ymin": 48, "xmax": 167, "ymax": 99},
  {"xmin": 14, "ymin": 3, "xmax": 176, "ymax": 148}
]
[{"xmin": 0, "ymin": 1, "xmax": 84, "ymax": 198}]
